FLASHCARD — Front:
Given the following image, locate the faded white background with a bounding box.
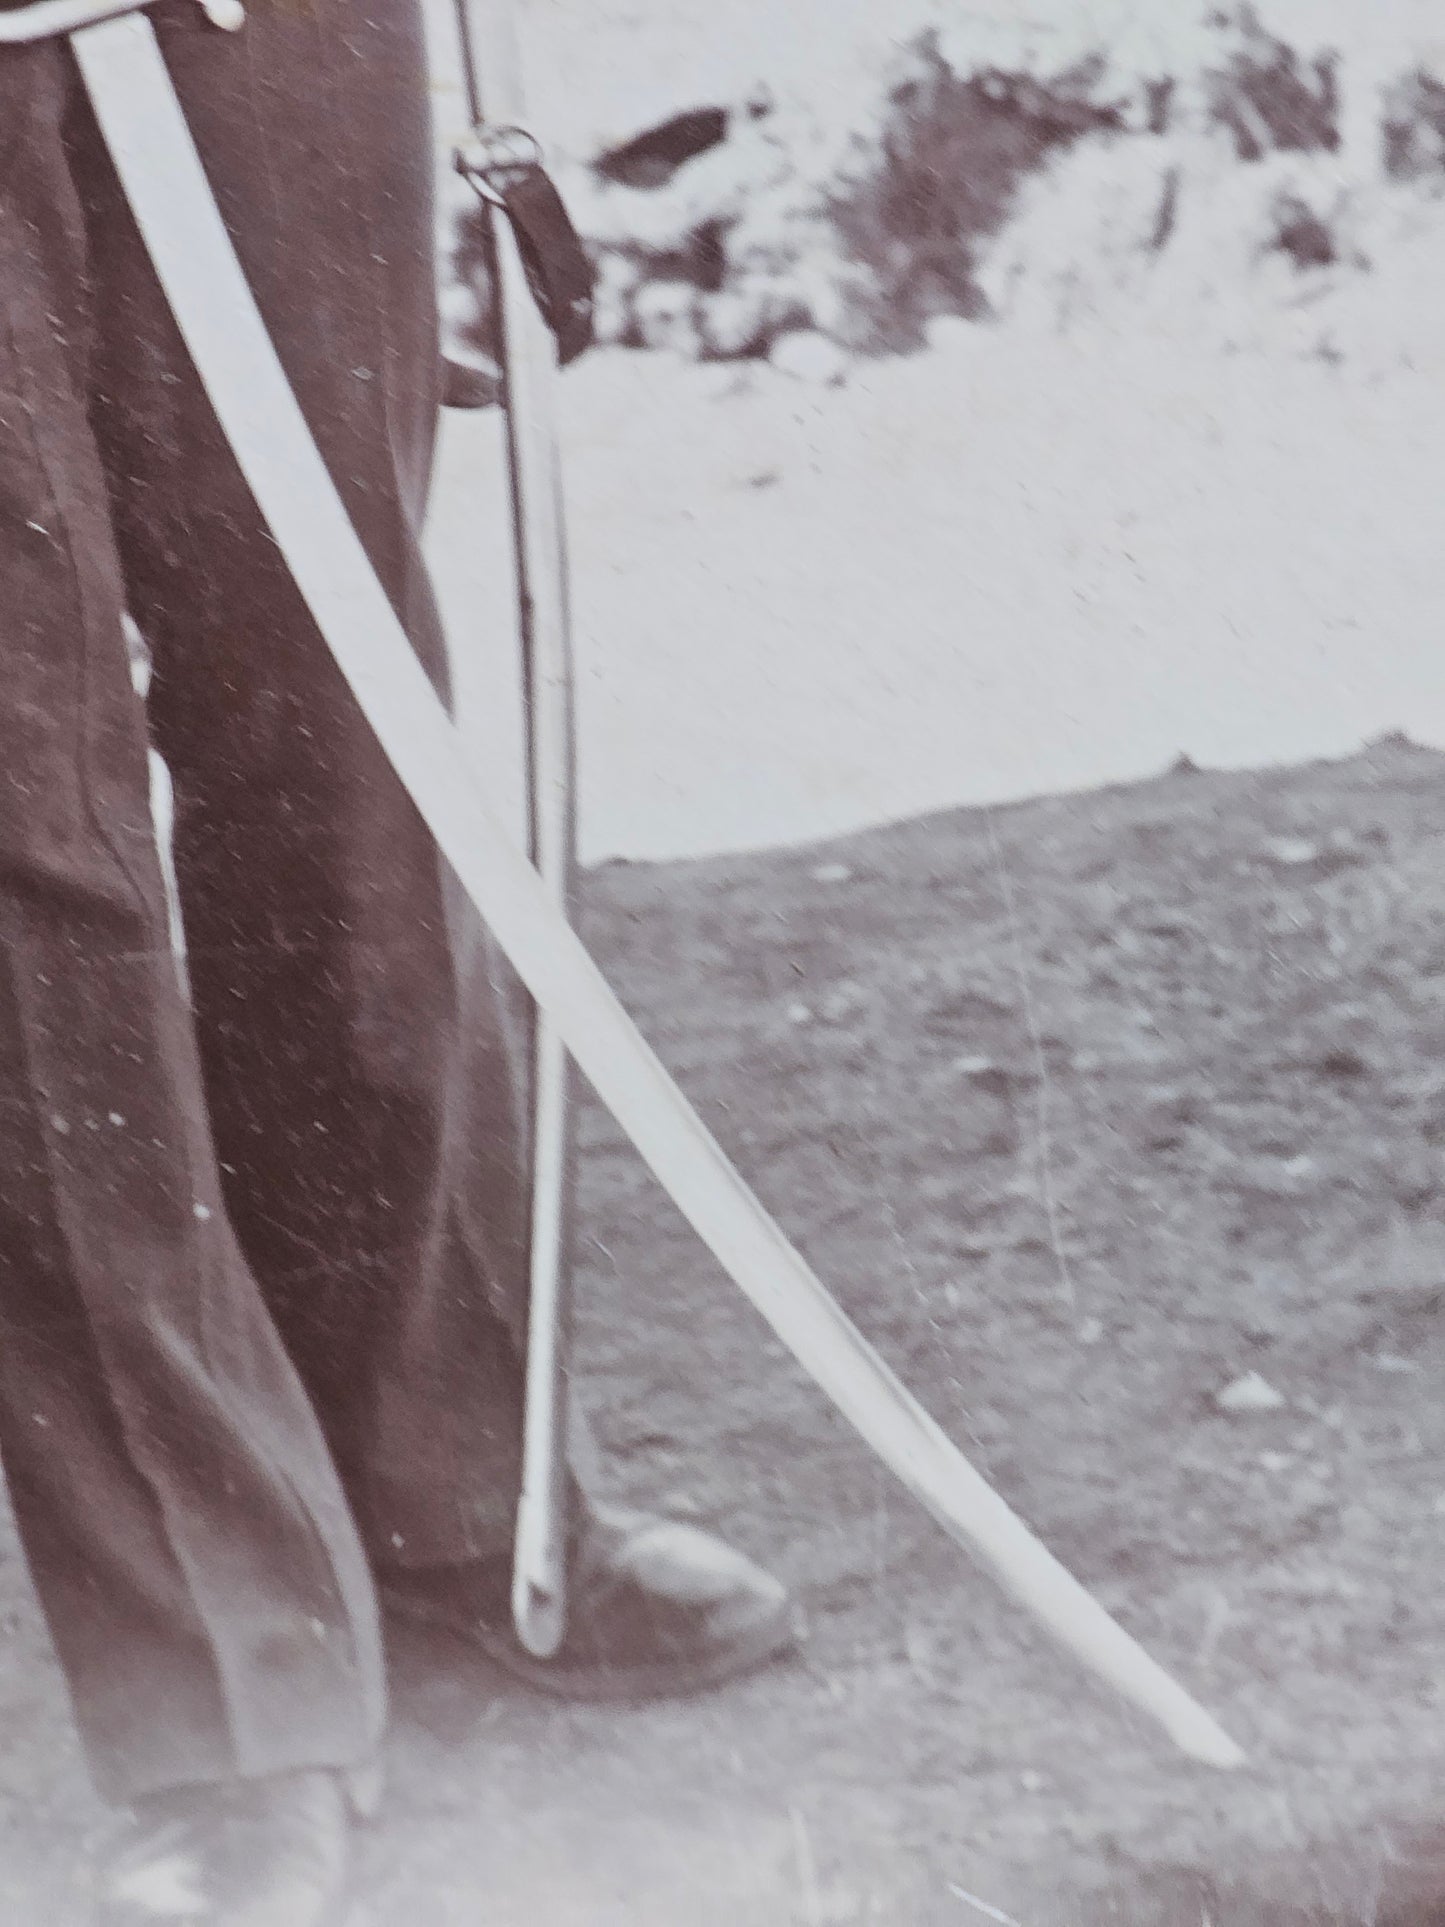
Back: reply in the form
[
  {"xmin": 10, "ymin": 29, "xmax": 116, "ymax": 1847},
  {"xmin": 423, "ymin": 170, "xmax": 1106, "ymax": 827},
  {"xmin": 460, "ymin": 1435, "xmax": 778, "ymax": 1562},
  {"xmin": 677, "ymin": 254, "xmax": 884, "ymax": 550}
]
[{"xmin": 421, "ymin": 0, "xmax": 1445, "ymax": 863}]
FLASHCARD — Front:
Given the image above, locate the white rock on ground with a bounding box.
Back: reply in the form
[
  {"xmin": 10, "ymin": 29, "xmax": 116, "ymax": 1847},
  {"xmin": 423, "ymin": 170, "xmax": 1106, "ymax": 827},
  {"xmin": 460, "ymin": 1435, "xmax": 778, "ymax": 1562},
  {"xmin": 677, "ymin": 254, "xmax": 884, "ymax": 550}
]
[{"xmin": 1215, "ymin": 1372, "xmax": 1288, "ymax": 1415}]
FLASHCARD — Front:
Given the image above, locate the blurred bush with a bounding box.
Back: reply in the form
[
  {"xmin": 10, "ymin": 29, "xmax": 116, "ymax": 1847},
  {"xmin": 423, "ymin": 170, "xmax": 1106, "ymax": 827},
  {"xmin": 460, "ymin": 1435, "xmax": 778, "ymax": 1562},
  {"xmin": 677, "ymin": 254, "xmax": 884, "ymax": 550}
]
[
  {"xmin": 444, "ymin": 4, "xmax": 1445, "ymax": 371},
  {"xmin": 826, "ymin": 37, "xmax": 1125, "ymax": 350}
]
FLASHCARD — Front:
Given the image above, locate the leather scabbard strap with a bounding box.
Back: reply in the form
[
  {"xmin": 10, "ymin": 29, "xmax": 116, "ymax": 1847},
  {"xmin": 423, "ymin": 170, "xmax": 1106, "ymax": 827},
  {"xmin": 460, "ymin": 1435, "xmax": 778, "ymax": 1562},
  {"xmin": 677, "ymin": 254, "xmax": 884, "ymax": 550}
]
[{"xmin": 454, "ymin": 127, "xmax": 595, "ymax": 366}]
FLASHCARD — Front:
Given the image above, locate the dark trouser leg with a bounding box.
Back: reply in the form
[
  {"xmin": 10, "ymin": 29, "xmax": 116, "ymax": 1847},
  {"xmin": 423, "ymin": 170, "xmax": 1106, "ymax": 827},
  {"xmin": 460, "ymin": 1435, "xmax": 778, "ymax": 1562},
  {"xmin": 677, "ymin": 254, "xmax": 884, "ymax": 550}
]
[
  {"xmin": 0, "ymin": 45, "xmax": 385, "ymax": 1804},
  {"xmin": 71, "ymin": 0, "xmax": 536, "ymax": 1566}
]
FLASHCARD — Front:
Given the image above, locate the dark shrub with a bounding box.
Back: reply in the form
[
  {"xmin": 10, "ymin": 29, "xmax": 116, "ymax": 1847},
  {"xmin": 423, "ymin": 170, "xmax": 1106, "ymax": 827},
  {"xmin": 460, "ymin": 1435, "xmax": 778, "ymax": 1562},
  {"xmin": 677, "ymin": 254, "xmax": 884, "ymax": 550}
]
[
  {"xmin": 1383, "ymin": 69, "xmax": 1445, "ymax": 180},
  {"xmin": 827, "ymin": 30, "xmax": 1124, "ymax": 349},
  {"xmin": 1206, "ymin": 6, "xmax": 1340, "ymax": 161}
]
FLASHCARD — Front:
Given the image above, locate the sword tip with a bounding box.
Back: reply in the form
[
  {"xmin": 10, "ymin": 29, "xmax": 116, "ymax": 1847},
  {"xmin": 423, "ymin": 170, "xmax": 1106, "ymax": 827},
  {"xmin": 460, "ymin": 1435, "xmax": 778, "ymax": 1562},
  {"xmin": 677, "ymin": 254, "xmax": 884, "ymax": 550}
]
[{"xmin": 1173, "ymin": 1718, "xmax": 1249, "ymax": 1770}]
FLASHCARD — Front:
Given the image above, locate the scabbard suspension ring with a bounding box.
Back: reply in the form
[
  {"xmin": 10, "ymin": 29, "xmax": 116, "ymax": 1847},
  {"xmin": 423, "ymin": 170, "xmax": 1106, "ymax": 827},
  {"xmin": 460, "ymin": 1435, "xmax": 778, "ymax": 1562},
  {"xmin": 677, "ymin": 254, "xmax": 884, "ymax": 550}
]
[{"xmin": 454, "ymin": 125, "xmax": 596, "ymax": 366}]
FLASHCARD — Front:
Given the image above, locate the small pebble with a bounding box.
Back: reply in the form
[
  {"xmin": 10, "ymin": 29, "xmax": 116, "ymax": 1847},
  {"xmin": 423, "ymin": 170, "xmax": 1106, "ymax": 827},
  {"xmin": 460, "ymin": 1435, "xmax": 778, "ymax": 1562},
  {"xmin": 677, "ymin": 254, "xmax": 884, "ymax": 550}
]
[
  {"xmin": 1266, "ymin": 837, "xmax": 1319, "ymax": 867},
  {"xmin": 820, "ymin": 986, "xmax": 862, "ymax": 1022},
  {"xmin": 1215, "ymin": 1371, "xmax": 1287, "ymax": 1415}
]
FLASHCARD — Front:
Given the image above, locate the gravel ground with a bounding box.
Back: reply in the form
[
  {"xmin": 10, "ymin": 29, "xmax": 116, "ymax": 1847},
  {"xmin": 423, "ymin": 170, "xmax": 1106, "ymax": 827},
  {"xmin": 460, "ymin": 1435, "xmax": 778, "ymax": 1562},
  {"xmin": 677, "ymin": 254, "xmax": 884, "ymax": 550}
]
[{"xmin": 5, "ymin": 742, "xmax": 1445, "ymax": 1920}]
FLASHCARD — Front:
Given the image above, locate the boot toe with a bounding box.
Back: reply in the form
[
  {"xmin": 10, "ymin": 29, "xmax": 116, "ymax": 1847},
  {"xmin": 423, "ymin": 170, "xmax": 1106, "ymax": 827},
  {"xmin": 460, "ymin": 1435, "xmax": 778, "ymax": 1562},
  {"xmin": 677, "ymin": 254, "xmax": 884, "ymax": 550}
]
[
  {"xmin": 493, "ymin": 1506, "xmax": 800, "ymax": 1698},
  {"xmin": 381, "ymin": 1507, "xmax": 801, "ymax": 1701},
  {"xmin": 95, "ymin": 1769, "xmax": 351, "ymax": 1927},
  {"xmin": 579, "ymin": 1509, "xmax": 791, "ymax": 1648}
]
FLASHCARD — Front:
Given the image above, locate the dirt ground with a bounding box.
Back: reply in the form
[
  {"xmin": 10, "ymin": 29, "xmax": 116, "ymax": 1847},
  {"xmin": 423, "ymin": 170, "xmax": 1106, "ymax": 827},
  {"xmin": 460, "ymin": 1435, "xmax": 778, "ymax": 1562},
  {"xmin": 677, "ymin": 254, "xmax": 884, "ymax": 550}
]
[{"xmin": 5, "ymin": 740, "xmax": 1445, "ymax": 1920}]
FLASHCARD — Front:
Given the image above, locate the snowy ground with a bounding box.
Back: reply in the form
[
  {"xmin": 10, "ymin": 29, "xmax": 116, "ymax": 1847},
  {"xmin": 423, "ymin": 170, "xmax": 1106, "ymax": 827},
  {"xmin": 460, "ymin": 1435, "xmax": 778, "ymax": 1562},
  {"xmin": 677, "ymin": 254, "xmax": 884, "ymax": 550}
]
[
  {"xmin": 423, "ymin": 2, "xmax": 1445, "ymax": 864},
  {"xmin": 427, "ymin": 329, "xmax": 1445, "ymax": 862},
  {"xmin": 426, "ymin": 0, "xmax": 1445, "ymax": 160}
]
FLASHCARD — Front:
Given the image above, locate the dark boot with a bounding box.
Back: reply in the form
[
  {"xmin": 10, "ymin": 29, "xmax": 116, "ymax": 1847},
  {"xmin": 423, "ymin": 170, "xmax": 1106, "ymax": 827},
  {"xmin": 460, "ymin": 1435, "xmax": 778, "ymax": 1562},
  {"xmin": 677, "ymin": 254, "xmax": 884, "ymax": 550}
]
[
  {"xmin": 385, "ymin": 1504, "xmax": 801, "ymax": 1701},
  {"xmin": 95, "ymin": 1769, "xmax": 362, "ymax": 1927}
]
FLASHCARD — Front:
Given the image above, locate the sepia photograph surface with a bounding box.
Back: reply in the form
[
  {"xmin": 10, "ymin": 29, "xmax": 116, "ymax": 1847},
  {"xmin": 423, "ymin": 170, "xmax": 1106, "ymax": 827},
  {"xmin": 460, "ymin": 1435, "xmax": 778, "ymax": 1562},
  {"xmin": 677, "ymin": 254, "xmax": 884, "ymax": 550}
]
[{"xmin": 1, "ymin": 0, "xmax": 1444, "ymax": 1921}]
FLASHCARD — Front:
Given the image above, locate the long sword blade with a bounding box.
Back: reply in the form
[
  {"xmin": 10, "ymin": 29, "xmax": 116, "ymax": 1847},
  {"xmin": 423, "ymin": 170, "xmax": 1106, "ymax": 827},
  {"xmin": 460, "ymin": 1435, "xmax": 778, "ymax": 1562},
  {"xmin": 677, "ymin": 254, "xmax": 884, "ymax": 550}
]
[{"xmin": 75, "ymin": 15, "xmax": 1245, "ymax": 1769}]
